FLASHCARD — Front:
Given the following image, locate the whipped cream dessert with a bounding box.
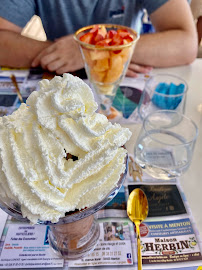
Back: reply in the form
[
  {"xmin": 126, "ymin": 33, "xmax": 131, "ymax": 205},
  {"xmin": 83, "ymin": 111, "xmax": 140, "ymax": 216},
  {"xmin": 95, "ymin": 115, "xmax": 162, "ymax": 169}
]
[{"xmin": 0, "ymin": 73, "xmax": 131, "ymax": 224}]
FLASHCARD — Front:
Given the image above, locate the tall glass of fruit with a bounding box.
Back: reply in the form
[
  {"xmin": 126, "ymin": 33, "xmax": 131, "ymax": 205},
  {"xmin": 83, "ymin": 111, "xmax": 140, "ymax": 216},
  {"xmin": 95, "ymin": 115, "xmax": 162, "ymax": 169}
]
[{"xmin": 74, "ymin": 24, "xmax": 139, "ymax": 117}]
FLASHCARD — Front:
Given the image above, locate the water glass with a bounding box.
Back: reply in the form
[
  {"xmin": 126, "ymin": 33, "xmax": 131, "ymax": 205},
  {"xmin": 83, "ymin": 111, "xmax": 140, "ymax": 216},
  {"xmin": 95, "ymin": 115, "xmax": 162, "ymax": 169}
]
[
  {"xmin": 134, "ymin": 110, "xmax": 198, "ymax": 180},
  {"xmin": 138, "ymin": 74, "xmax": 188, "ymax": 120}
]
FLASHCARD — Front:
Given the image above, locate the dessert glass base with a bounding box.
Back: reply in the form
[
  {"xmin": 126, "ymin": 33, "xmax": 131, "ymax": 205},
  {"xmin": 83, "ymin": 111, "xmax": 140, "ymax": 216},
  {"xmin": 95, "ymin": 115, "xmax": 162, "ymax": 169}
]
[
  {"xmin": 0, "ymin": 156, "xmax": 128, "ymax": 260},
  {"xmin": 48, "ymin": 214, "xmax": 100, "ymax": 260}
]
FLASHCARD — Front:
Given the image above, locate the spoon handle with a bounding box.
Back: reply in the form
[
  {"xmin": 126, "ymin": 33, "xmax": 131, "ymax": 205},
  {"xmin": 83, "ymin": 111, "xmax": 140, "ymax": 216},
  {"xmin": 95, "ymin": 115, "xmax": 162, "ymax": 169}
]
[
  {"xmin": 10, "ymin": 74, "xmax": 23, "ymax": 103},
  {"xmin": 136, "ymin": 224, "xmax": 142, "ymax": 270}
]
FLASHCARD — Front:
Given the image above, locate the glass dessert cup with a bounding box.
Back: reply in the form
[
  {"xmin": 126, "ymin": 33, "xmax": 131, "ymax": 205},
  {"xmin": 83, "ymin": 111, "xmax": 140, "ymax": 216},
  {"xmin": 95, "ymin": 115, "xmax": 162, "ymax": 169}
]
[
  {"xmin": 138, "ymin": 74, "xmax": 188, "ymax": 121},
  {"xmin": 74, "ymin": 24, "xmax": 139, "ymax": 117},
  {"xmin": 0, "ymin": 155, "xmax": 128, "ymax": 260}
]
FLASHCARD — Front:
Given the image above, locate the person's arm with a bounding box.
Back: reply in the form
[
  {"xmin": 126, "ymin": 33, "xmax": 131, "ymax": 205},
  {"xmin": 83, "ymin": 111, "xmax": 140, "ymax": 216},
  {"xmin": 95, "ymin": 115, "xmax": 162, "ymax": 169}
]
[
  {"xmin": 31, "ymin": 34, "xmax": 84, "ymax": 74},
  {"xmin": 0, "ymin": 17, "xmax": 52, "ymax": 67},
  {"xmin": 197, "ymin": 16, "xmax": 202, "ymax": 45},
  {"xmin": 128, "ymin": 0, "xmax": 198, "ymax": 76}
]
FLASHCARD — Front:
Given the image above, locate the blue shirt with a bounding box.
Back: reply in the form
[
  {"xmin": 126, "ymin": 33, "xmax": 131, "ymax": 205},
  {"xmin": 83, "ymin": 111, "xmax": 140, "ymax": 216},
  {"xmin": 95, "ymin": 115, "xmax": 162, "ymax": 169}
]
[{"xmin": 0, "ymin": 0, "xmax": 168, "ymax": 40}]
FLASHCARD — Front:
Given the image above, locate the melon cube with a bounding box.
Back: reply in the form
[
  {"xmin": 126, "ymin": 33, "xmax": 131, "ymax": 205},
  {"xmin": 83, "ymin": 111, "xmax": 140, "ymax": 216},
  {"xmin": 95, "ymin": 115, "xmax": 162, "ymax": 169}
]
[
  {"xmin": 93, "ymin": 58, "xmax": 109, "ymax": 72},
  {"xmin": 90, "ymin": 69, "xmax": 106, "ymax": 82},
  {"xmin": 120, "ymin": 47, "xmax": 131, "ymax": 63},
  {"xmin": 90, "ymin": 50, "xmax": 110, "ymax": 60},
  {"xmin": 82, "ymin": 49, "xmax": 95, "ymax": 67},
  {"xmin": 104, "ymin": 55, "xmax": 123, "ymax": 83}
]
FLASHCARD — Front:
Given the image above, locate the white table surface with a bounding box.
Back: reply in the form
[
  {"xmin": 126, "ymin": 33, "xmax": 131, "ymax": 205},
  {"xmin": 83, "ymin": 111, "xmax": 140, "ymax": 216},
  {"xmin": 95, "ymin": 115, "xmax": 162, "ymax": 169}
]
[{"xmin": 124, "ymin": 58, "xmax": 202, "ymax": 239}]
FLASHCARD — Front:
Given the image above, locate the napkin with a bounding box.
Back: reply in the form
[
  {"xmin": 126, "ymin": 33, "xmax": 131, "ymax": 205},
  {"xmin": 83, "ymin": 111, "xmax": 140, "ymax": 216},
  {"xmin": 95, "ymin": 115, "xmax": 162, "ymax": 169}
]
[{"xmin": 152, "ymin": 82, "xmax": 185, "ymax": 110}]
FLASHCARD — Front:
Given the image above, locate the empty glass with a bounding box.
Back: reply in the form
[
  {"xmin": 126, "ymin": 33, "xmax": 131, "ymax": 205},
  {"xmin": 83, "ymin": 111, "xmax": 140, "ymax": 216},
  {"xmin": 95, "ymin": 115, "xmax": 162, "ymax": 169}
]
[
  {"xmin": 138, "ymin": 74, "xmax": 188, "ymax": 121},
  {"xmin": 134, "ymin": 110, "xmax": 198, "ymax": 180}
]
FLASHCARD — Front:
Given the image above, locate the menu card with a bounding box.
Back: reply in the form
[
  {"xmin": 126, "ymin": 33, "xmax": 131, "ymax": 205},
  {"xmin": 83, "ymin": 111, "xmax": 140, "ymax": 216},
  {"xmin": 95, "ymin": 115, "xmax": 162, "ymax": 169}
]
[
  {"xmin": 138, "ymin": 218, "xmax": 202, "ymax": 264},
  {"xmin": 69, "ymin": 221, "xmax": 133, "ymax": 268},
  {"xmin": 0, "ymin": 224, "xmax": 63, "ymax": 269},
  {"xmin": 0, "ymin": 209, "xmax": 7, "ymax": 239},
  {"xmin": 128, "ymin": 184, "xmax": 187, "ymax": 217}
]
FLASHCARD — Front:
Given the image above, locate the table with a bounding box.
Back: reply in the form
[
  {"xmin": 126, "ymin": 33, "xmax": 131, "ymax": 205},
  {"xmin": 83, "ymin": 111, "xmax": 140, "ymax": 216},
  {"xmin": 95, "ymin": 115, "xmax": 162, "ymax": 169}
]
[
  {"xmin": 0, "ymin": 61, "xmax": 201, "ymax": 269},
  {"xmin": 124, "ymin": 58, "xmax": 202, "ymax": 239}
]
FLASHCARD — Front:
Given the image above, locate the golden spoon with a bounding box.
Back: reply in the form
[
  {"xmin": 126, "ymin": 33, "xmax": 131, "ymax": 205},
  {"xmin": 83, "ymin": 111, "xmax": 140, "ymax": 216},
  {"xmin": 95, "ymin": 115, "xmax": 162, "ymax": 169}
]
[
  {"xmin": 10, "ymin": 74, "xmax": 23, "ymax": 103},
  {"xmin": 127, "ymin": 188, "xmax": 148, "ymax": 270}
]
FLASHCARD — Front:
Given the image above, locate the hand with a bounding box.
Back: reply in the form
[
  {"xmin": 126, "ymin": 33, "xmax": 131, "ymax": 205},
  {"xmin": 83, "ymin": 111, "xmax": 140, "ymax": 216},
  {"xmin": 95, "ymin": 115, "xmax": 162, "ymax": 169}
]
[
  {"xmin": 31, "ymin": 34, "xmax": 84, "ymax": 74},
  {"xmin": 126, "ymin": 62, "xmax": 153, "ymax": 78}
]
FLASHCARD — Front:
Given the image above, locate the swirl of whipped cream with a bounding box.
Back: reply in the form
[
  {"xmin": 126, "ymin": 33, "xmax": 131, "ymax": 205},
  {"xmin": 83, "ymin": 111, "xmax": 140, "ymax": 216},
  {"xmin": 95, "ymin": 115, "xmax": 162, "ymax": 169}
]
[{"xmin": 0, "ymin": 73, "xmax": 131, "ymax": 223}]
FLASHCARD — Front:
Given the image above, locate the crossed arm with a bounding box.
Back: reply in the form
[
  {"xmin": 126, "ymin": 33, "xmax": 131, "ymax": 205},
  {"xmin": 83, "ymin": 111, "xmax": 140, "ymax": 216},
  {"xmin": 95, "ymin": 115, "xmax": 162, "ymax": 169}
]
[
  {"xmin": 0, "ymin": 0, "xmax": 198, "ymax": 76},
  {"xmin": 0, "ymin": 19, "xmax": 52, "ymax": 67},
  {"xmin": 128, "ymin": 0, "xmax": 198, "ymax": 76}
]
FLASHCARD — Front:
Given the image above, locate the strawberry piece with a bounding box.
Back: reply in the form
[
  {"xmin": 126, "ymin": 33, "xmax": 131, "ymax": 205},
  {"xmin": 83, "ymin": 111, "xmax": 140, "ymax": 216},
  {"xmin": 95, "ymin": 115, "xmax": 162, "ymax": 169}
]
[
  {"xmin": 123, "ymin": 35, "xmax": 134, "ymax": 43},
  {"xmin": 117, "ymin": 29, "xmax": 131, "ymax": 39},
  {"xmin": 80, "ymin": 32, "xmax": 94, "ymax": 44},
  {"xmin": 98, "ymin": 25, "xmax": 107, "ymax": 39},
  {"xmin": 93, "ymin": 33, "xmax": 104, "ymax": 44},
  {"xmin": 106, "ymin": 30, "xmax": 117, "ymax": 39},
  {"xmin": 90, "ymin": 25, "xmax": 99, "ymax": 34},
  {"xmin": 111, "ymin": 34, "xmax": 124, "ymax": 46},
  {"xmin": 96, "ymin": 38, "xmax": 112, "ymax": 47}
]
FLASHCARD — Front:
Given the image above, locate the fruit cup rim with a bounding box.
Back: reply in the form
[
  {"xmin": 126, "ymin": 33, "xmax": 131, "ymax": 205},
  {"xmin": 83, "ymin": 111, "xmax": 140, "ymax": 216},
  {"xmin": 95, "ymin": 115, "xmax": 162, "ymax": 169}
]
[{"xmin": 74, "ymin": 24, "xmax": 139, "ymax": 50}]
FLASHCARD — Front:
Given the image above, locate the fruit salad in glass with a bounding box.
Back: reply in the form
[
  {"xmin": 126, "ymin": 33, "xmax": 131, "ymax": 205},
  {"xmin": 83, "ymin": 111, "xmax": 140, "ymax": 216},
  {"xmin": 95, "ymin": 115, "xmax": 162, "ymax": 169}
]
[{"xmin": 74, "ymin": 24, "xmax": 139, "ymax": 115}]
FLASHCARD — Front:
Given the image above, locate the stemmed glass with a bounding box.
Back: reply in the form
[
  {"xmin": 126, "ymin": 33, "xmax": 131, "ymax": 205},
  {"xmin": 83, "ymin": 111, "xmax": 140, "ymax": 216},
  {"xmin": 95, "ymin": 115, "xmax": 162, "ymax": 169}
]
[
  {"xmin": 134, "ymin": 110, "xmax": 198, "ymax": 180},
  {"xmin": 0, "ymin": 156, "xmax": 128, "ymax": 260},
  {"xmin": 74, "ymin": 24, "xmax": 139, "ymax": 117}
]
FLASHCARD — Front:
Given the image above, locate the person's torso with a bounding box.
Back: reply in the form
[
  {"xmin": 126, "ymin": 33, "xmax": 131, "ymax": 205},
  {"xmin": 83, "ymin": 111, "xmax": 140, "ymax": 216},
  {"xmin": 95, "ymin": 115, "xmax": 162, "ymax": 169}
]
[{"xmin": 35, "ymin": 0, "xmax": 140, "ymax": 40}]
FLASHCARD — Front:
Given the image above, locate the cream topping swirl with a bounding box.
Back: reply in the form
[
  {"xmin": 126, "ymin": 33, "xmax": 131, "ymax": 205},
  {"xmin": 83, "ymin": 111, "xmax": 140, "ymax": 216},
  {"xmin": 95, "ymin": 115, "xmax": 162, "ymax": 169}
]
[{"xmin": 0, "ymin": 73, "xmax": 131, "ymax": 223}]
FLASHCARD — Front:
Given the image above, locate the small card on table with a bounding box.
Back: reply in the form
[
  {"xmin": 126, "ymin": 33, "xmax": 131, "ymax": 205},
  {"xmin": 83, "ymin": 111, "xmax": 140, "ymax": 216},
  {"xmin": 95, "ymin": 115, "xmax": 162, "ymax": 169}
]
[{"xmin": 128, "ymin": 184, "xmax": 187, "ymax": 217}]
